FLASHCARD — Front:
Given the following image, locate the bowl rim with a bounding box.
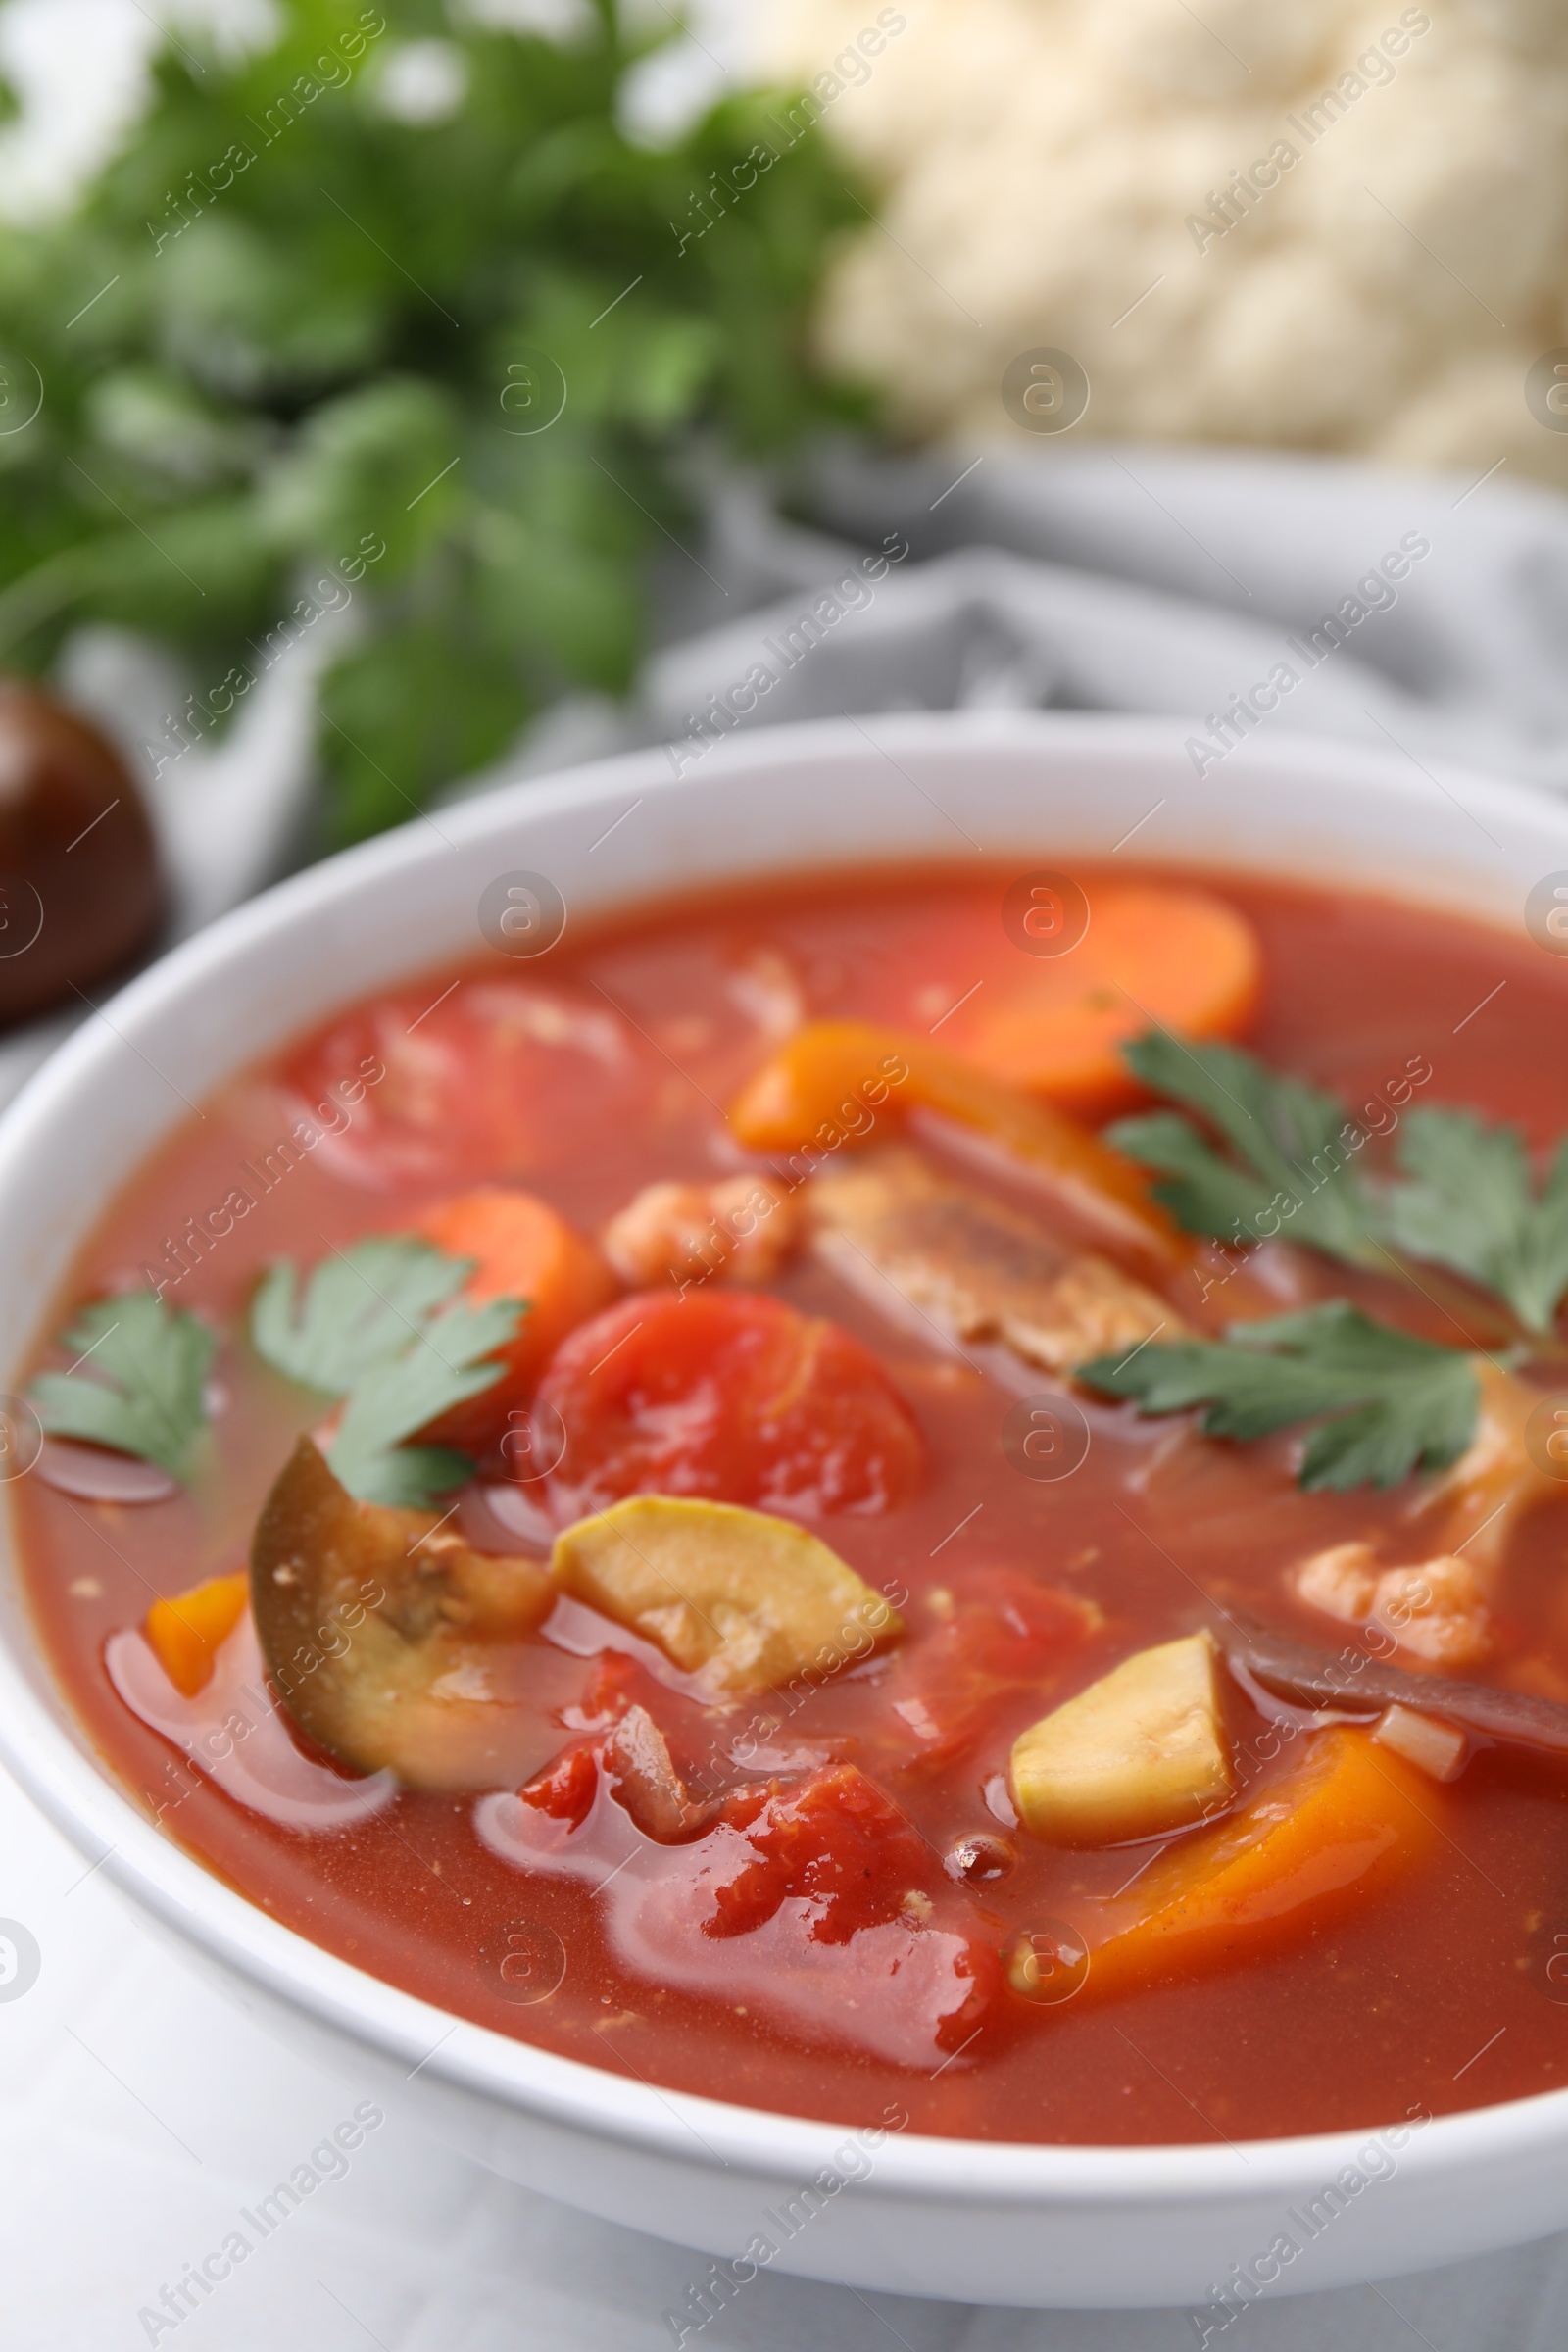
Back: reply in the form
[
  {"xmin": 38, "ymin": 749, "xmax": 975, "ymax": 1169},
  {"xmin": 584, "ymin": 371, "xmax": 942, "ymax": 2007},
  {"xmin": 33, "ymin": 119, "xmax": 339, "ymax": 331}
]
[{"xmin": 4, "ymin": 705, "xmax": 1568, "ymax": 2209}]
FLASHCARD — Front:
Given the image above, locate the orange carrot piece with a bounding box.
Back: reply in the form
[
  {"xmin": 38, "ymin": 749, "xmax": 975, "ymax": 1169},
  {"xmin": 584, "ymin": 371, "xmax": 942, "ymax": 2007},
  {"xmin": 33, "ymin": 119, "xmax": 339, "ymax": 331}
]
[
  {"xmin": 145, "ymin": 1570, "xmax": 250, "ymax": 1698},
  {"xmin": 1079, "ymin": 1728, "xmax": 1438, "ymax": 2001},
  {"xmin": 948, "ymin": 884, "xmax": 1260, "ymax": 1119},
  {"xmin": 415, "ymin": 1186, "xmax": 618, "ymax": 1450},
  {"xmin": 727, "ymin": 1018, "xmax": 1188, "ymax": 1271}
]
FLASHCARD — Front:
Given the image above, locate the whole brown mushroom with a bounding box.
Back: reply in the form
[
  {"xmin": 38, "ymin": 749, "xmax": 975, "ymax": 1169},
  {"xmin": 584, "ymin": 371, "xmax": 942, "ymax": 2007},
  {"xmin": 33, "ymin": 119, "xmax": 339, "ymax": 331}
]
[{"xmin": 0, "ymin": 679, "xmax": 164, "ymax": 1027}]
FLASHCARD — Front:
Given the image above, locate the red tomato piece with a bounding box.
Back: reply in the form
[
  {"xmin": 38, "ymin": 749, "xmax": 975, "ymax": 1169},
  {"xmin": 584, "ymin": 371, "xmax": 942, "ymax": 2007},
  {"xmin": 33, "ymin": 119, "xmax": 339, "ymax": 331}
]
[
  {"xmin": 887, "ymin": 1566, "xmax": 1101, "ymax": 1769},
  {"xmin": 538, "ymin": 1290, "xmax": 924, "ymax": 1520},
  {"xmin": 521, "ymin": 1741, "xmax": 599, "ymax": 1829},
  {"xmin": 279, "ymin": 978, "xmax": 647, "ymax": 1192},
  {"xmin": 500, "ymin": 1754, "xmax": 999, "ymax": 2064},
  {"xmin": 562, "ymin": 1651, "xmax": 725, "ymax": 1785},
  {"xmin": 710, "ymin": 1764, "xmax": 935, "ymax": 1942}
]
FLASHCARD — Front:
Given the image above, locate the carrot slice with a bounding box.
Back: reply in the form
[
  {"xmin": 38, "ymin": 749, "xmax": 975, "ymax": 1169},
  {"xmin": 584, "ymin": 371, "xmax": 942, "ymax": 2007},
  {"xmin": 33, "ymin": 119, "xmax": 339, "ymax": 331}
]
[
  {"xmin": 943, "ymin": 884, "xmax": 1260, "ymax": 1119},
  {"xmin": 415, "ymin": 1186, "xmax": 618, "ymax": 1451},
  {"xmin": 145, "ymin": 1570, "xmax": 250, "ymax": 1698},
  {"xmin": 727, "ymin": 1018, "xmax": 1188, "ymax": 1271},
  {"xmin": 1078, "ymin": 1728, "xmax": 1438, "ymax": 2002}
]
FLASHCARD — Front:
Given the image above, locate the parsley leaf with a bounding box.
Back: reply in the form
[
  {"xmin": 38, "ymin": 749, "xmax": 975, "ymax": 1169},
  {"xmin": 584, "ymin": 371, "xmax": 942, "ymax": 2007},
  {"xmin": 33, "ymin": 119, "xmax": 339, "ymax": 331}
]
[
  {"xmin": 1113, "ymin": 1034, "xmax": 1568, "ymax": 1339},
  {"xmin": 30, "ymin": 1295, "xmax": 214, "ymax": 1480},
  {"xmin": 251, "ymin": 1238, "xmax": 523, "ymax": 1506},
  {"xmin": 1076, "ymin": 1301, "xmax": 1480, "ymax": 1491},
  {"xmin": 328, "ymin": 1299, "xmax": 524, "ymax": 1508},
  {"xmin": 1384, "ymin": 1110, "xmax": 1568, "ymax": 1336},
  {"xmin": 1109, "ymin": 1034, "xmax": 1384, "ymax": 1269},
  {"xmin": 251, "ymin": 1238, "xmax": 474, "ymax": 1394}
]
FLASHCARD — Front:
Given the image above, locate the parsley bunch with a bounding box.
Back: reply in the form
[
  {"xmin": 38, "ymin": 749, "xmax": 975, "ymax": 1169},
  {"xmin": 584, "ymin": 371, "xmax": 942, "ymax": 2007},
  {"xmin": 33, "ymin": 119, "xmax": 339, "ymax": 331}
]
[{"xmin": 0, "ymin": 0, "xmax": 864, "ymax": 841}]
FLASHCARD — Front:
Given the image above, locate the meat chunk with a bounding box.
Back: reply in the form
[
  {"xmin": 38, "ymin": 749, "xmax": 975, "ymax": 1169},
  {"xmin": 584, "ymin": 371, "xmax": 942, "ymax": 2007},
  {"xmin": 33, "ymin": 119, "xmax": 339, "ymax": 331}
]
[
  {"xmin": 600, "ymin": 1173, "xmax": 800, "ymax": 1291},
  {"xmin": 1289, "ymin": 1364, "xmax": 1561, "ymax": 1673},
  {"xmin": 1292, "ymin": 1539, "xmax": 1491, "ymax": 1667},
  {"xmin": 1294, "ymin": 1541, "xmax": 1379, "ymax": 1626},
  {"xmin": 1406, "ymin": 1360, "xmax": 1558, "ymax": 1572},
  {"xmin": 809, "ymin": 1146, "xmax": 1179, "ymax": 1373}
]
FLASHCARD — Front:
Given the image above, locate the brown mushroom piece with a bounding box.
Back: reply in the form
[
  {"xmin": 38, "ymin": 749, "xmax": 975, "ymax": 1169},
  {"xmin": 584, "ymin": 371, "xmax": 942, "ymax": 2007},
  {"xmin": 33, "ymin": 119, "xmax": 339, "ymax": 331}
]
[
  {"xmin": 1227, "ymin": 1619, "xmax": 1568, "ymax": 1761},
  {"xmin": 0, "ymin": 680, "xmax": 165, "ymax": 1026},
  {"xmin": 250, "ymin": 1438, "xmax": 559, "ymax": 1791}
]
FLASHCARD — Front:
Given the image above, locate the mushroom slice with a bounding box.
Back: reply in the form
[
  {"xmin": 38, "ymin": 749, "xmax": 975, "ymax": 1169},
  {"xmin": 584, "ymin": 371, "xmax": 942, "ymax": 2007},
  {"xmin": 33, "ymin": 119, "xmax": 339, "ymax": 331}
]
[
  {"xmin": 551, "ymin": 1494, "xmax": 902, "ymax": 1696},
  {"xmin": 251, "ymin": 1437, "xmax": 555, "ymax": 1789},
  {"xmin": 809, "ymin": 1146, "xmax": 1180, "ymax": 1375}
]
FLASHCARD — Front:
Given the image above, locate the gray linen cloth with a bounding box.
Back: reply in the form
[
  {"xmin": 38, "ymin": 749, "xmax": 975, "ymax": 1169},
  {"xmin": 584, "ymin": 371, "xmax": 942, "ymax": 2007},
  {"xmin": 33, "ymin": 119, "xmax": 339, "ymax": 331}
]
[{"xmin": 500, "ymin": 440, "xmax": 1568, "ymax": 803}]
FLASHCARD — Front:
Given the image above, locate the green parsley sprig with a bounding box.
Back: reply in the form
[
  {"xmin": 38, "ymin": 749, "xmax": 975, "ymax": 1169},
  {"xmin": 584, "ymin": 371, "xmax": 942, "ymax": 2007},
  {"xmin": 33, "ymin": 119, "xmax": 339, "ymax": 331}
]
[
  {"xmin": 1111, "ymin": 1033, "xmax": 1568, "ymax": 1340},
  {"xmin": 1110, "ymin": 1032, "xmax": 1386, "ymax": 1271},
  {"xmin": 1077, "ymin": 1301, "xmax": 1481, "ymax": 1492},
  {"xmin": 251, "ymin": 1236, "xmax": 523, "ymax": 1503},
  {"xmin": 30, "ymin": 1294, "xmax": 215, "ymax": 1480},
  {"xmin": 1383, "ymin": 1110, "xmax": 1568, "ymax": 1336}
]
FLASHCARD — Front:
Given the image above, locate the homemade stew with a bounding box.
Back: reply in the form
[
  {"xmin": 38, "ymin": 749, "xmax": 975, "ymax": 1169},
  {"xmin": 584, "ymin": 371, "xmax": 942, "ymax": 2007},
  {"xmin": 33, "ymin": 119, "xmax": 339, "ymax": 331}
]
[{"xmin": 18, "ymin": 862, "xmax": 1568, "ymax": 2145}]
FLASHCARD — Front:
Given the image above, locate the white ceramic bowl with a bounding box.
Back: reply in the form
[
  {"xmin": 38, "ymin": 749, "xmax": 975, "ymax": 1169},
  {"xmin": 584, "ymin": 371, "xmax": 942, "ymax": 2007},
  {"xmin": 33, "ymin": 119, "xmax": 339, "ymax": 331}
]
[{"xmin": 3, "ymin": 710, "xmax": 1568, "ymax": 2313}]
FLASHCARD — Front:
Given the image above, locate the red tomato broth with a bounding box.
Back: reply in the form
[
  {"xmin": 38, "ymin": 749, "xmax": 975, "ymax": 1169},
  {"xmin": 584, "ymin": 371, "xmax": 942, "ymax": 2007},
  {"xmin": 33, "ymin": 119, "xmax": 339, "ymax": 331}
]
[{"xmin": 15, "ymin": 862, "xmax": 1568, "ymax": 2145}]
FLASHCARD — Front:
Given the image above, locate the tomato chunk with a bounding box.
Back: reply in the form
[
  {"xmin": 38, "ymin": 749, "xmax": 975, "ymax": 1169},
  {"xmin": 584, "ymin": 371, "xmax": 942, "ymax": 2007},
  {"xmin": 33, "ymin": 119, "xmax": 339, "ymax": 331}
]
[
  {"xmin": 886, "ymin": 1566, "xmax": 1102, "ymax": 1769},
  {"xmin": 280, "ymin": 977, "xmax": 648, "ymax": 1190},
  {"xmin": 539, "ymin": 1290, "xmax": 924, "ymax": 1519},
  {"xmin": 523, "ymin": 1740, "xmax": 600, "ymax": 1830},
  {"xmin": 495, "ymin": 1754, "xmax": 999, "ymax": 2063},
  {"xmin": 710, "ymin": 1764, "xmax": 938, "ymax": 1940}
]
